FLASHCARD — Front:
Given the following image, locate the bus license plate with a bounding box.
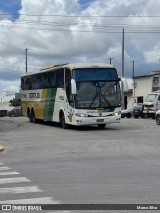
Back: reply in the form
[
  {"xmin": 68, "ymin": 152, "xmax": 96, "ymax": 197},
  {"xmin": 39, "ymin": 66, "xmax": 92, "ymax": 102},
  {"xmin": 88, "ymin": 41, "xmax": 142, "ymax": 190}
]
[
  {"xmin": 97, "ymin": 109, "xmax": 104, "ymax": 113},
  {"xmin": 97, "ymin": 119, "xmax": 104, "ymax": 122}
]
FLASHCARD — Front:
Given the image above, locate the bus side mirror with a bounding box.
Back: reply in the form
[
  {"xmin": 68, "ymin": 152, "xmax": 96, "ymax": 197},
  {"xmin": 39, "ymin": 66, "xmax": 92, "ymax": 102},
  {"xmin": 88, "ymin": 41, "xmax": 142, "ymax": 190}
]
[{"xmin": 71, "ymin": 79, "xmax": 77, "ymax": 94}]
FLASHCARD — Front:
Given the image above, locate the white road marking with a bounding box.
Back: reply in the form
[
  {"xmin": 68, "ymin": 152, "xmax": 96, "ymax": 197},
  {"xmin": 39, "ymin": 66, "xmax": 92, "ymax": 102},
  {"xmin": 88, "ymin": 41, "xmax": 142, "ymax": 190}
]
[
  {"xmin": 0, "ymin": 197, "xmax": 57, "ymax": 204},
  {"xmin": 0, "ymin": 163, "xmax": 72, "ymax": 212},
  {"xmin": 0, "ymin": 171, "xmax": 19, "ymax": 176},
  {"xmin": 0, "ymin": 186, "xmax": 42, "ymax": 194},
  {"xmin": 0, "ymin": 177, "xmax": 30, "ymax": 184},
  {"xmin": 0, "ymin": 167, "xmax": 10, "ymax": 171}
]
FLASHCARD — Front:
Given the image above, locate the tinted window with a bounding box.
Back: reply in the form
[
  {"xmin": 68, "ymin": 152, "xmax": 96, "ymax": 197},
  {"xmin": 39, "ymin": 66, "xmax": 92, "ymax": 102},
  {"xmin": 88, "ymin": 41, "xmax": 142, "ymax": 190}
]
[
  {"xmin": 21, "ymin": 70, "xmax": 60, "ymax": 90},
  {"xmin": 56, "ymin": 69, "xmax": 64, "ymax": 88},
  {"xmin": 74, "ymin": 68, "xmax": 118, "ymax": 81}
]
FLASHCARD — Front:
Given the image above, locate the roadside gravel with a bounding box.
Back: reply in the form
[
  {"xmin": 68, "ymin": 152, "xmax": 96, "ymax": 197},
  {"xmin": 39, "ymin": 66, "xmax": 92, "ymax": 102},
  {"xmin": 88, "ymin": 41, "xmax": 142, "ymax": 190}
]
[
  {"xmin": 0, "ymin": 118, "xmax": 18, "ymax": 132},
  {"xmin": 0, "ymin": 117, "xmax": 26, "ymax": 152}
]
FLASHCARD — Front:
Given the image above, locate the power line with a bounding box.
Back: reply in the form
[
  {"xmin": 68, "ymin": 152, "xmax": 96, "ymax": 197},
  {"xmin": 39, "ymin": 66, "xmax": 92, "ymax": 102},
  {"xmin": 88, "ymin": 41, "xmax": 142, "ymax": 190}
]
[
  {"xmin": 2, "ymin": 17, "xmax": 160, "ymax": 34},
  {"xmin": 1, "ymin": 54, "xmax": 160, "ymax": 71},
  {"xmin": 2, "ymin": 14, "xmax": 160, "ymax": 18}
]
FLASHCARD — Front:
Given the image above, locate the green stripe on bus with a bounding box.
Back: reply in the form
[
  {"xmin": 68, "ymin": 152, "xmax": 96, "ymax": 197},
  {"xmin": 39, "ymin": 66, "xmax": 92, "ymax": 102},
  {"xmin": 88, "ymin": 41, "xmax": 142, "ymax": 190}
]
[{"xmin": 44, "ymin": 88, "xmax": 57, "ymax": 121}]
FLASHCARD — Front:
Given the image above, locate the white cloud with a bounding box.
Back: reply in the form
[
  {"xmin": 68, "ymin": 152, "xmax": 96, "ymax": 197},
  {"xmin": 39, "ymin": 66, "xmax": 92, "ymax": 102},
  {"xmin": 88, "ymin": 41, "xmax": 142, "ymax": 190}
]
[
  {"xmin": 0, "ymin": 80, "xmax": 21, "ymax": 92},
  {"xmin": 1, "ymin": 0, "xmax": 160, "ymax": 92}
]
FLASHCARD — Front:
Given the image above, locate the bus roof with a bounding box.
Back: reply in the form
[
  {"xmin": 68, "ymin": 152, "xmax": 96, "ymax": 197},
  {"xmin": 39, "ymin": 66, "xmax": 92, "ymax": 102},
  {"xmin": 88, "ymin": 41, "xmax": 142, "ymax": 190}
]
[
  {"xmin": 21, "ymin": 63, "xmax": 115, "ymax": 77},
  {"xmin": 63, "ymin": 63, "xmax": 115, "ymax": 70}
]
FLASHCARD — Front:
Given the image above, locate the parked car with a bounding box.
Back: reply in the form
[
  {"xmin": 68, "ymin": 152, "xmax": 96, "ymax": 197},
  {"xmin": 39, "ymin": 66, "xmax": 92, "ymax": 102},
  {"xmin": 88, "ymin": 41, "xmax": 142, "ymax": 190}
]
[
  {"xmin": 133, "ymin": 104, "xmax": 144, "ymax": 118},
  {"xmin": 155, "ymin": 110, "xmax": 160, "ymax": 125},
  {"xmin": 0, "ymin": 110, "xmax": 8, "ymax": 117},
  {"xmin": 143, "ymin": 91, "xmax": 160, "ymax": 119},
  {"xmin": 8, "ymin": 107, "xmax": 23, "ymax": 117},
  {"xmin": 121, "ymin": 106, "xmax": 135, "ymax": 118}
]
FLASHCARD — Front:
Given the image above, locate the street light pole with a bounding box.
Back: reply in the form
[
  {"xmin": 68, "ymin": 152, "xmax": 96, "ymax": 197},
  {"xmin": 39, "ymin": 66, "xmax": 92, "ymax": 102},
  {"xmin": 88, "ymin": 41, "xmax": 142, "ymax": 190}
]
[
  {"xmin": 25, "ymin": 48, "xmax": 28, "ymax": 73},
  {"xmin": 132, "ymin": 60, "xmax": 135, "ymax": 103},
  {"xmin": 121, "ymin": 28, "xmax": 125, "ymax": 109}
]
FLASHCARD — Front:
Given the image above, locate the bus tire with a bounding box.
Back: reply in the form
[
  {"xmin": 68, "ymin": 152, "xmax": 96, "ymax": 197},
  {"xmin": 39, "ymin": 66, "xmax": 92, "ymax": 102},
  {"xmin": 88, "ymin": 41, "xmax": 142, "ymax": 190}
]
[
  {"xmin": 27, "ymin": 108, "xmax": 31, "ymax": 120},
  {"xmin": 98, "ymin": 124, "xmax": 106, "ymax": 129},
  {"xmin": 60, "ymin": 111, "xmax": 68, "ymax": 129},
  {"xmin": 156, "ymin": 115, "xmax": 160, "ymax": 125},
  {"xmin": 30, "ymin": 109, "xmax": 37, "ymax": 123}
]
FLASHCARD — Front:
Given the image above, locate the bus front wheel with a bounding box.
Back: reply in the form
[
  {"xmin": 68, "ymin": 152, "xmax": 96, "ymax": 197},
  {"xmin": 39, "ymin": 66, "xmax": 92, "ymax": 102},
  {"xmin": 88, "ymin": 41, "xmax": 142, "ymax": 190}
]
[
  {"xmin": 60, "ymin": 112, "xmax": 68, "ymax": 129},
  {"xmin": 98, "ymin": 124, "xmax": 106, "ymax": 129}
]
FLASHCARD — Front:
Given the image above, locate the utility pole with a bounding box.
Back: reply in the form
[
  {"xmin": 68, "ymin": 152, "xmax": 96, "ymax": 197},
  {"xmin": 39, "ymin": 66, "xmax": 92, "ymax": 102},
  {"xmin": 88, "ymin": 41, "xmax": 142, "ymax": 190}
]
[
  {"xmin": 121, "ymin": 28, "xmax": 125, "ymax": 109},
  {"xmin": 25, "ymin": 48, "xmax": 28, "ymax": 73},
  {"xmin": 108, "ymin": 57, "xmax": 114, "ymax": 64},
  {"xmin": 132, "ymin": 60, "xmax": 135, "ymax": 104}
]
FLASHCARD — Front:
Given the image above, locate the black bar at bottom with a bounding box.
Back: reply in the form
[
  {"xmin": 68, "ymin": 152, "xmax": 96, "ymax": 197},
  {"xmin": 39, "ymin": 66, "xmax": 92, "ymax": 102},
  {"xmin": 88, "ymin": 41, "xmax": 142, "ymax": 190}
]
[
  {"xmin": 0, "ymin": 204, "xmax": 160, "ymax": 211},
  {"xmin": 41, "ymin": 204, "xmax": 160, "ymax": 210}
]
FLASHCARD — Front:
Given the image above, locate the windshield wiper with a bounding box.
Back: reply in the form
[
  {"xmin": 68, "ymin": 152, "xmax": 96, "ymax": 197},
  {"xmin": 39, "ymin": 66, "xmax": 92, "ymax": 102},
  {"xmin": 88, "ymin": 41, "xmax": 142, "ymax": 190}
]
[{"xmin": 89, "ymin": 88, "xmax": 111, "ymax": 108}]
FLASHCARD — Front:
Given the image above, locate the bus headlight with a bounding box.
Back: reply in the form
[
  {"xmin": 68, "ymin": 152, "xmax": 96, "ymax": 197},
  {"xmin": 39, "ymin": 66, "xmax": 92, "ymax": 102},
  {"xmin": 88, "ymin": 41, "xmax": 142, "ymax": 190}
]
[
  {"xmin": 113, "ymin": 111, "xmax": 121, "ymax": 116},
  {"xmin": 75, "ymin": 113, "xmax": 88, "ymax": 117}
]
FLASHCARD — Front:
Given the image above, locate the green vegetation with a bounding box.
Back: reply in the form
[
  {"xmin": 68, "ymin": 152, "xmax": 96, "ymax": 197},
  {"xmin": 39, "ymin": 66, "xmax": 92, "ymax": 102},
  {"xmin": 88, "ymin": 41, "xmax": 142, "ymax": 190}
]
[{"xmin": 9, "ymin": 97, "xmax": 21, "ymax": 107}]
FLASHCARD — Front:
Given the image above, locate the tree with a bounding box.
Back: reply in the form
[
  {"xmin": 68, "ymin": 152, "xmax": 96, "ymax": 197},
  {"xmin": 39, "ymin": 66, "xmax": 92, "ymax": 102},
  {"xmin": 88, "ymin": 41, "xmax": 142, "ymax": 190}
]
[{"xmin": 9, "ymin": 97, "xmax": 21, "ymax": 107}]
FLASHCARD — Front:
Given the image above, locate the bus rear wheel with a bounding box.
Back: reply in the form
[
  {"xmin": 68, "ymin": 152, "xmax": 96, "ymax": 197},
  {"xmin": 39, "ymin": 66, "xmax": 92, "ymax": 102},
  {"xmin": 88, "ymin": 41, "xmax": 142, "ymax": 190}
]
[
  {"xmin": 30, "ymin": 109, "xmax": 37, "ymax": 123},
  {"xmin": 60, "ymin": 112, "xmax": 68, "ymax": 129}
]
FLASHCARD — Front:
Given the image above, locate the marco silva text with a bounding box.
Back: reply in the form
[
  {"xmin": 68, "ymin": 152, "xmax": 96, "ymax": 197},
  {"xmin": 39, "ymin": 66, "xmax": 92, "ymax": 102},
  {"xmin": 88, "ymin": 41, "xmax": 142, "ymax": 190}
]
[{"xmin": 137, "ymin": 205, "xmax": 158, "ymax": 210}]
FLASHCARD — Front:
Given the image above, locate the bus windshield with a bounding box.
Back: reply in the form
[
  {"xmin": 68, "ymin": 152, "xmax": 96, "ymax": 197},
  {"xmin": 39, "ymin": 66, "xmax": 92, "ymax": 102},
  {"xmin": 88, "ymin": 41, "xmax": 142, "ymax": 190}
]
[
  {"xmin": 75, "ymin": 81, "xmax": 120, "ymax": 109},
  {"xmin": 73, "ymin": 68, "xmax": 120, "ymax": 109}
]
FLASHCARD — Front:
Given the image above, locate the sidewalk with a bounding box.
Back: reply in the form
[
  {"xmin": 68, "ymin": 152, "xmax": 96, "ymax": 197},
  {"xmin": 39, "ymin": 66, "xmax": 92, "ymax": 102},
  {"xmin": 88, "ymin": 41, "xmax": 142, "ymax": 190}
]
[
  {"xmin": 0, "ymin": 117, "xmax": 26, "ymax": 153},
  {"xmin": 0, "ymin": 118, "xmax": 15, "ymax": 153}
]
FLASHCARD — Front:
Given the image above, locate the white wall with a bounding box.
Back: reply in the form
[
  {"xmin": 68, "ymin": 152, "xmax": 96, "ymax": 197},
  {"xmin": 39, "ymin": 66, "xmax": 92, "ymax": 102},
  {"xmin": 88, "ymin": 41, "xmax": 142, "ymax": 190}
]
[
  {"xmin": 126, "ymin": 93, "xmax": 133, "ymax": 108},
  {"xmin": 134, "ymin": 76, "xmax": 152, "ymax": 102},
  {"xmin": 0, "ymin": 91, "xmax": 15, "ymax": 103},
  {"xmin": 0, "ymin": 103, "xmax": 14, "ymax": 111},
  {"xmin": 0, "ymin": 91, "xmax": 15, "ymax": 111}
]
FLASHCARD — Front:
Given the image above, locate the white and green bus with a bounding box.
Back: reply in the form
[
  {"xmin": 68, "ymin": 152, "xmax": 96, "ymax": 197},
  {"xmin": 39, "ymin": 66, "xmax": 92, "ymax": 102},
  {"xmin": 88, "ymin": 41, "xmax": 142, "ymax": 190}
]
[{"xmin": 21, "ymin": 63, "xmax": 121, "ymax": 128}]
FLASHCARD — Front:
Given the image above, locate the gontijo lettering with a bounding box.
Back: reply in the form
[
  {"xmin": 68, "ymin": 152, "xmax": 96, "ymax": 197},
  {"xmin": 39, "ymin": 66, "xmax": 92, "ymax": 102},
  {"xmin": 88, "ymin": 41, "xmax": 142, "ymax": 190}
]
[
  {"xmin": 29, "ymin": 92, "xmax": 40, "ymax": 98},
  {"xmin": 21, "ymin": 93, "xmax": 27, "ymax": 98}
]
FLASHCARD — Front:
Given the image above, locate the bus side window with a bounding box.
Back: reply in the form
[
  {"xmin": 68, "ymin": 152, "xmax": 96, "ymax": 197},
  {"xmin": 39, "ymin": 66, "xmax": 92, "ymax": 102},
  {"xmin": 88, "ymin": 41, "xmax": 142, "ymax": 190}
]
[
  {"xmin": 32, "ymin": 75, "xmax": 39, "ymax": 89},
  {"xmin": 65, "ymin": 68, "xmax": 71, "ymax": 86},
  {"xmin": 65, "ymin": 68, "xmax": 72, "ymax": 105},
  {"xmin": 56, "ymin": 69, "xmax": 64, "ymax": 88},
  {"xmin": 26, "ymin": 77, "xmax": 32, "ymax": 90},
  {"xmin": 39, "ymin": 74, "xmax": 43, "ymax": 89},
  {"xmin": 41, "ymin": 73, "xmax": 49, "ymax": 88},
  {"xmin": 49, "ymin": 72, "xmax": 56, "ymax": 88},
  {"xmin": 23, "ymin": 77, "xmax": 27, "ymax": 90},
  {"xmin": 21, "ymin": 78, "xmax": 24, "ymax": 90}
]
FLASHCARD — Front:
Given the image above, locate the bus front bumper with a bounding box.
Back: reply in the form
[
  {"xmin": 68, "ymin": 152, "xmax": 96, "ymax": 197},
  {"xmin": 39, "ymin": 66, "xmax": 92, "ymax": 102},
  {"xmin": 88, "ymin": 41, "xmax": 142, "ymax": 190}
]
[{"xmin": 73, "ymin": 115, "xmax": 121, "ymax": 126}]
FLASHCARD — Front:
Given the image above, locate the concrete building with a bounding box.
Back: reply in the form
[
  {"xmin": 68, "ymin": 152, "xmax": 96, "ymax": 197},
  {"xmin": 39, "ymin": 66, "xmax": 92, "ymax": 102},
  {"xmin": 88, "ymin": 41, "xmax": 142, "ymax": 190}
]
[
  {"xmin": 123, "ymin": 78, "xmax": 133, "ymax": 109},
  {"xmin": 133, "ymin": 71, "xmax": 160, "ymax": 104},
  {"xmin": 123, "ymin": 70, "xmax": 160, "ymax": 109},
  {"xmin": 0, "ymin": 91, "xmax": 15, "ymax": 110}
]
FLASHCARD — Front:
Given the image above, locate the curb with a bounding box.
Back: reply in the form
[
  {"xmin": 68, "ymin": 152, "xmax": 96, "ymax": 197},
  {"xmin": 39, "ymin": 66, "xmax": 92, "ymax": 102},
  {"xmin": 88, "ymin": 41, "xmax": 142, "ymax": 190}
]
[{"xmin": 0, "ymin": 145, "xmax": 4, "ymax": 152}]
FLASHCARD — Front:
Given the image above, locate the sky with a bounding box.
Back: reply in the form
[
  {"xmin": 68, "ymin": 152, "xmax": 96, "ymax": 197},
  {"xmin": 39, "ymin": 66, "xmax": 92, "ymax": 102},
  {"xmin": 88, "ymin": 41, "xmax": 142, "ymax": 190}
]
[{"xmin": 1, "ymin": 0, "xmax": 160, "ymax": 92}]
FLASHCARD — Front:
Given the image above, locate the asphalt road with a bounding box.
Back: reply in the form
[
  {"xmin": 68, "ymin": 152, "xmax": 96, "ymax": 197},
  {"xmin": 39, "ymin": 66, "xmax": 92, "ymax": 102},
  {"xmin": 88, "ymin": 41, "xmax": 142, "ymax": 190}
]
[{"xmin": 0, "ymin": 117, "xmax": 160, "ymax": 212}]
